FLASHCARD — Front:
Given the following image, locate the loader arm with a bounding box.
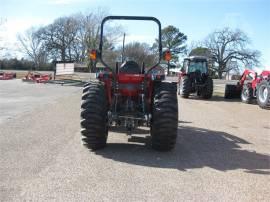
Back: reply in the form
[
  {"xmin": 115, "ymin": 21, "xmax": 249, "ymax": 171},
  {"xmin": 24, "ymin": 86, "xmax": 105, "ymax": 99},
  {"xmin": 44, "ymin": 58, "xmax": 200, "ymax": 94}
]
[{"xmin": 238, "ymin": 69, "xmax": 256, "ymax": 86}]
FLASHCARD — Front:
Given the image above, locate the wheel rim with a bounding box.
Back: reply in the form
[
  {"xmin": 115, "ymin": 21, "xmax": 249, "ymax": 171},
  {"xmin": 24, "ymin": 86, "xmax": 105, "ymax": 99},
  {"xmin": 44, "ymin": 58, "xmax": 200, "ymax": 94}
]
[
  {"xmin": 179, "ymin": 80, "xmax": 183, "ymax": 94},
  {"xmin": 242, "ymin": 88, "xmax": 248, "ymax": 101},
  {"xmin": 259, "ymin": 86, "xmax": 268, "ymax": 103}
]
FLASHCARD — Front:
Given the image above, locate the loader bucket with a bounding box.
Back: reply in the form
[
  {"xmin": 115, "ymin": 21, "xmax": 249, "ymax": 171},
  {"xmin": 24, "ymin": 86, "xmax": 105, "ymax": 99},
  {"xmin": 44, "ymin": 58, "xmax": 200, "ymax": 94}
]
[{"xmin": 224, "ymin": 84, "xmax": 241, "ymax": 99}]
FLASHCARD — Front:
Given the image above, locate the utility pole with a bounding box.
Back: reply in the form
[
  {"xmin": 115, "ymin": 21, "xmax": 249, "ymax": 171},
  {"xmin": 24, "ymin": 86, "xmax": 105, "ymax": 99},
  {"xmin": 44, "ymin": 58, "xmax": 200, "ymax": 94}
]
[
  {"xmin": 121, "ymin": 33, "xmax": 125, "ymax": 63},
  {"xmin": 167, "ymin": 61, "xmax": 170, "ymax": 76}
]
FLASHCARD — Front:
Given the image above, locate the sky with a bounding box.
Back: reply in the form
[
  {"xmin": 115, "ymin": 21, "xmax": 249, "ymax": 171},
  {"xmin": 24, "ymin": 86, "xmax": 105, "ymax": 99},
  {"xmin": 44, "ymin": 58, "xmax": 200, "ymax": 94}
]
[{"xmin": 0, "ymin": 0, "xmax": 269, "ymax": 70}]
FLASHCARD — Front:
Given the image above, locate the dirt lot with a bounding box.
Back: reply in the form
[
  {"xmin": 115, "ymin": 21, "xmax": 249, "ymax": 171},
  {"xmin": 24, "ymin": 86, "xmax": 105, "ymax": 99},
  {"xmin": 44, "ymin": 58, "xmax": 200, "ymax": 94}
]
[{"xmin": 0, "ymin": 79, "xmax": 269, "ymax": 201}]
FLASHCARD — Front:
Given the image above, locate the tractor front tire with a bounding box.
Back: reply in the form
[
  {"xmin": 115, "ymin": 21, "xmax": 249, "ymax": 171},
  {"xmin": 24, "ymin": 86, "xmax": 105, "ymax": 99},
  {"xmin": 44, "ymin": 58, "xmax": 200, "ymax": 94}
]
[
  {"xmin": 80, "ymin": 81, "xmax": 108, "ymax": 150},
  {"xmin": 179, "ymin": 76, "xmax": 191, "ymax": 98},
  {"xmin": 201, "ymin": 77, "xmax": 213, "ymax": 99},
  {"xmin": 256, "ymin": 80, "xmax": 270, "ymax": 109},
  {"xmin": 151, "ymin": 82, "xmax": 178, "ymax": 151},
  {"xmin": 241, "ymin": 84, "xmax": 253, "ymax": 104}
]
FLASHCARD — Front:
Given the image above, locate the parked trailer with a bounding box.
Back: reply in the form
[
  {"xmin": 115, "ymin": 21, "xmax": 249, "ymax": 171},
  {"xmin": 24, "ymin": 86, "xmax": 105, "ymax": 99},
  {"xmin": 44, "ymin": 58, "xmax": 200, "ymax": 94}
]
[
  {"xmin": 22, "ymin": 72, "xmax": 52, "ymax": 83},
  {"xmin": 0, "ymin": 71, "xmax": 16, "ymax": 80}
]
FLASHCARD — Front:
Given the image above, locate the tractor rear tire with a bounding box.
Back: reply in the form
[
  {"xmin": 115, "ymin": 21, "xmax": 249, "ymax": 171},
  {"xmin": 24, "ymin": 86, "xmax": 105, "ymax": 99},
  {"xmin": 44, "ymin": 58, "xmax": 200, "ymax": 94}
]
[
  {"xmin": 224, "ymin": 84, "xmax": 241, "ymax": 99},
  {"xmin": 256, "ymin": 80, "xmax": 270, "ymax": 109},
  {"xmin": 179, "ymin": 76, "xmax": 191, "ymax": 98},
  {"xmin": 151, "ymin": 82, "xmax": 178, "ymax": 151},
  {"xmin": 80, "ymin": 81, "xmax": 108, "ymax": 150},
  {"xmin": 201, "ymin": 77, "xmax": 213, "ymax": 99},
  {"xmin": 82, "ymin": 82, "xmax": 92, "ymax": 93},
  {"xmin": 241, "ymin": 84, "xmax": 253, "ymax": 104}
]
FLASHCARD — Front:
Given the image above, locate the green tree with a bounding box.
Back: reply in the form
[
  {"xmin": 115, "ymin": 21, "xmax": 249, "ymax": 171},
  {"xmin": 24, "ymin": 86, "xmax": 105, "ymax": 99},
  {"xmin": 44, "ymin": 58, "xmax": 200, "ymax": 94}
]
[
  {"xmin": 189, "ymin": 47, "xmax": 212, "ymax": 57},
  {"xmin": 159, "ymin": 25, "xmax": 187, "ymax": 62}
]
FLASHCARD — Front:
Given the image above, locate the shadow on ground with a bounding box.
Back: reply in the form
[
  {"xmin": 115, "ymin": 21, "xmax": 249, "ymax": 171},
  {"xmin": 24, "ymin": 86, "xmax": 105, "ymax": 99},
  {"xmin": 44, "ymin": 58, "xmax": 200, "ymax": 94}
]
[
  {"xmin": 183, "ymin": 95, "xmax": 238, "ymax": 102},
  {"xmin": 109, "ymin": 126, "xmax": 150, "ymax": 135},
  {"xmin": 184, "ymin": 95, "xmax": 259, "ymax": 105},
  {"xmin": 94, "ymin": 125, "xmax": 270, "ymax": 174}
]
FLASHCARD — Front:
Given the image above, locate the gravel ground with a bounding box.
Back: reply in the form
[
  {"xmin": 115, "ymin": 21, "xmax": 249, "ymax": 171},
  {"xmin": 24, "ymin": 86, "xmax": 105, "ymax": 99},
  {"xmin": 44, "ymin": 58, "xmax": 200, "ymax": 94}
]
[
  {"xmin": 0, "ymin": 79, "xmax": 269, "ymax": 201},
  {"xmin": 0, "ymin": 79, "xmax": 80, "ymax": 124}
]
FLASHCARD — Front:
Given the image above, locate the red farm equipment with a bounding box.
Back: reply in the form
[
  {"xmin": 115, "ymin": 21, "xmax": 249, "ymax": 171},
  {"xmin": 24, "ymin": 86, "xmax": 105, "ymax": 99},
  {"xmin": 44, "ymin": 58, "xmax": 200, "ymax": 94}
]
[
  {"xmin": 22, "ymin": 72, "xmax": 52, "ymax": 83},
  {"xmin": 81, "ymin": 16, "xmax": 178, "ymax": 151},
  {"xmin": 178, "ymin": 56, "xmax": 213, "ymax": 99},
  {"xmin": 0, "ymin": 71, "xmax": 16, "ymax": 80},
  {"xmin": 224, "ymin": 69, "xmax": 270, "ymax": 109}
]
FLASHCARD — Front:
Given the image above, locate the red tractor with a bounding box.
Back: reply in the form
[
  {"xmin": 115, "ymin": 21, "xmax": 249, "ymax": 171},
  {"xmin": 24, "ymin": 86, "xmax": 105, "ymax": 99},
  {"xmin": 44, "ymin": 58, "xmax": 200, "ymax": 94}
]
[
  {"xmin": 178, "ymin": 56, "xmax": 213, "ymax": 99},
  {"xmin": 80, "ymin": 16, "xmax": 178, "ymax": 151},
  {"xmin": 224, "ymin": 69, "xmax": 270, "ymax": 109}
]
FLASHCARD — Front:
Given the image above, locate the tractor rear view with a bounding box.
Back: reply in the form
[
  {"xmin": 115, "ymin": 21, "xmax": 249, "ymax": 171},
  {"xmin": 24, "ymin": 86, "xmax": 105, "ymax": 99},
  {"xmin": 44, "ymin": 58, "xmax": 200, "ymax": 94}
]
[
  {"xmin": 224, "ymin": 69, "xmax": 270, "ymax": 109},
  {"xmin": 178, "ymin": 56, "xmax": 213, "ymax": 99},
  {"xmin": 80, "ymin": 16, "xmax": 178, "ymax": 151}
]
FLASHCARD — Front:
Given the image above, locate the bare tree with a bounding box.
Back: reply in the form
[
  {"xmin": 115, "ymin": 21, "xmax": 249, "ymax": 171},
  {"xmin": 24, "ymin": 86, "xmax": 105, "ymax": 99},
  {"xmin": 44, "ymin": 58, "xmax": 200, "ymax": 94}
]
[
  {"xmin": 17, "ymin": 27, "xmax": 47, "ymax": 70},
  {"xmin": 74, "ymin": 12, "xmax": 104, "ymax": 63},
  {"xmin": 37, "ymin": 16, "xmax": 80, "ymax": 61},
  {"xmin": 29, "ymin": 9, "xmax": 122, "ymax": 72},
  {"xmin": 124, "ymin": 42, "xmax": 156, "ymax": 68},
  {"xmin": 85, "ymin": 12, "xmax": 123, "ymax": 58},
  {"xmin": 79, "ymin": 10, "xmax": 123, "ymax": 71},
  {"xmin": 204, "ymin": 27, "xmax": 260, "ymax": 78}
]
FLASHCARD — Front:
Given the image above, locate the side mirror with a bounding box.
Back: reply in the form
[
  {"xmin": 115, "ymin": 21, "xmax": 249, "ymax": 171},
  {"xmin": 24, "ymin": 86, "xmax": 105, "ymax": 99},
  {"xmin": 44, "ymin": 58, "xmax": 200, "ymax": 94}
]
[{"xmin": 162, "ymin": 50, "xmax": 172, "ymax": 61}]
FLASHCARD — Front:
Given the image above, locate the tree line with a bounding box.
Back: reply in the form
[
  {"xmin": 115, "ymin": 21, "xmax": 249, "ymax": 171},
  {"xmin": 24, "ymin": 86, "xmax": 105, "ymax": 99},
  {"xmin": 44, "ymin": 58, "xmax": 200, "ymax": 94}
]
[
  {"xmin": 0, "ymin": 58, "xmax": 53, "ymax": 71},
  {"xmin": 15, "ymin": 11, "xmax": 109, "ymax": 71},
  {"xmin": 1, "ymin": 11, "xmax": 261, "ymax": 78}
]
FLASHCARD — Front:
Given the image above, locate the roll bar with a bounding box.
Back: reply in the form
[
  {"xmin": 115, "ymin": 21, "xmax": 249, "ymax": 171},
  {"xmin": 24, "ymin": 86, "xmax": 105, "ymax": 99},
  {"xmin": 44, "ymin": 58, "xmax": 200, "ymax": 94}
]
[{"xmin": 99, "ymin": 16, "xmax": 162, "ymax": 73}]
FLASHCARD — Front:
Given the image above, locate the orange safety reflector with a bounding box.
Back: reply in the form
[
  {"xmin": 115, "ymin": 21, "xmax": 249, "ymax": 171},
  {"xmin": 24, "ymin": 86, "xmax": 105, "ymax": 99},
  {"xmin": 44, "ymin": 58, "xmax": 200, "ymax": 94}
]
[
  {"xmin": 164, "ymin": 50, "xmax": 171, "ymax": 61},
  {"xmin": 89, "ymin": 49, "xmax": 97, "ymax": 60}
]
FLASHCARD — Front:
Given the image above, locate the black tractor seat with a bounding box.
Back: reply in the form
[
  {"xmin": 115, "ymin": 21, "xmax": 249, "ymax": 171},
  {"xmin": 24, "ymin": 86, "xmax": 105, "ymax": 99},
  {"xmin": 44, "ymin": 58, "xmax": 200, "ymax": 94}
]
[{"xmin": 119, "ymin": 61, "xmax": 141, "ymax": 74}]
